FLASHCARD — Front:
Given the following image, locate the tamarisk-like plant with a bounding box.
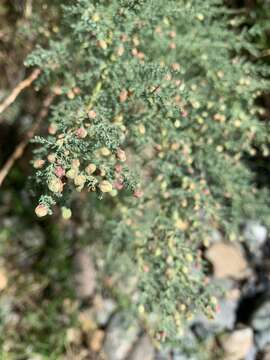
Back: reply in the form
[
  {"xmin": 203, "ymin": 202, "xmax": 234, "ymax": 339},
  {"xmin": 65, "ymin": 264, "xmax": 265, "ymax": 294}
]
[{"xmin": 24, "ymin": 0, "xmax": 270, "ymax": 342}]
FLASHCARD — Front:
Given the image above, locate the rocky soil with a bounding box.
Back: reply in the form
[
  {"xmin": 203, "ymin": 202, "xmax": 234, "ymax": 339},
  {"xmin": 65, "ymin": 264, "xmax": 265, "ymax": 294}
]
[{"xmin": 63, "ymin": 221, "xmax": 270, "ymax": 360}]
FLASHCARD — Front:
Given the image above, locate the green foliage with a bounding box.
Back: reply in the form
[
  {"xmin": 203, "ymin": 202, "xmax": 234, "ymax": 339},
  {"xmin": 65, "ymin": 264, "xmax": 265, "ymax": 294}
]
[{"xmin": 24, "ymin": 0, "xmax": 270, "ymax": 343}]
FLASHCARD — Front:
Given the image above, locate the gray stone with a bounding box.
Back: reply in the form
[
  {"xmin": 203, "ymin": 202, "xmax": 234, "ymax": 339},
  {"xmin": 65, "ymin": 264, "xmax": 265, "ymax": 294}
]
[
  {"xmin": 251, "ymin": 301, "xmax": 270, "ymax": 350},
  {"xmin": 172, "ymin": 330, "xmax": 199, "ymax": 360},
  {"xmin": 244, "ymin": 222, "xmax": 267, "ymax": 245},
  {"xmin": 221, "ymin": 328, "xmax": 253, "ymax": 360},
  {"xmin": 205, "ymin": 242, "xmax": 250, "ymax": 280},
  {"xmin": 211, "ymin": 229, "xmax": 223, "ymax": 243},
  {"xmin": 173, "ymin": 354, "xmax": 197, "ymax": 360},
  {"xmin": 255, "ymin": 330, "xmax": 270, "ymax": 351},
  {"xmin": 129, "ymin": 335, "xmax": 155, "ymax": 360},
  {"xmin": 94, "ymin": 298, "xmax": 117, "ymax": 327},
  {"xmin": 262, "ymin": 346, "xmax": 270, "ymax": 360},
  {"xmin": 190, "ymin": 279, "xmax": 240, "ymax": 333},
  {"xmin": 73, "ymin": 249, "xmax": 96, "ymax": 299},
  {"xmin": 192, "ymin": 297, "xmax": 237, "ymax": 333},
  {"xmin": 21, "ymin": 228, "xmax": 45, "ymax": 249},
  {"xmin": 243, "ymin": 222, "xmax": 267, "ymax": 254},
  {"xmin": 155, "ymin": 349, "xmax": 171, "ymax": 360},
  {"xmin": 245, "ymin": 346, "xmax": 257, "ymax": 360},
  {"xmin": 103, "ymin": 312, "xmax": 140, "ymax": 360},
  {"xmin": 214, "ymin": 298, "xmax": 238, "ymax": 330}
]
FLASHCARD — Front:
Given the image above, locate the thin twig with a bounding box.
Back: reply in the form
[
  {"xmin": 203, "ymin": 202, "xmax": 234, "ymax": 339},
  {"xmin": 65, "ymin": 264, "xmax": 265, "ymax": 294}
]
[
  {"xmin": 0, "ymin": 94, "xmax": 55, "ymax": 187},
  {"xmin": 0, "ymin": 68, "xmax": 41, "ymax": 118}
]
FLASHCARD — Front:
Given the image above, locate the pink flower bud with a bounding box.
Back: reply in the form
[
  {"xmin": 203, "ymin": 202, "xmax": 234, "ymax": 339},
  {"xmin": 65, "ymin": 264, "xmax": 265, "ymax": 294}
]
[
  {"xmin": 133, "ymin": 189, "xmax": 143, "ymax": 198},
  {"xmin": 55, "ymin": 166, "xmax": 65, "ymax": 178},
  {"xmin": 115, "ymin": 164, "xmax": 123, "ymax": 173},
  {"xmin": 114, "ymin": 181, "xmax": 124, "ymax": 190},
  {"xmin": 143, "ymin": 265, "xmax": 150, "ymax": 273},
  {"xmin": 181, "ymin": 110, "xmax": 188, "ymax": 117}
]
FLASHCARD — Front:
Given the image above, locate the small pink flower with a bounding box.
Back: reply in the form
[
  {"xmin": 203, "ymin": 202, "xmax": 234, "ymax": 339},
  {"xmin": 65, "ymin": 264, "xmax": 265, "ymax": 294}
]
[
  {"xmin": 114, "ymin": 181, "xmax": 124, "ymax": 190},
  {"xmin": 55, "ymin": 166, "xmax": 65, "ymax": 178},
  {"xmin": 181, "ymin": 110, "xmax": 188, "ymax": 117},
  {"xmin": 143, "ymin": 265, "xmax": 150, "ymax": 273}
]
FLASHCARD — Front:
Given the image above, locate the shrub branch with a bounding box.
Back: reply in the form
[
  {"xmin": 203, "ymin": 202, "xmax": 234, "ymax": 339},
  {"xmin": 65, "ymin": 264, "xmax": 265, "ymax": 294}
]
[{"xmin": 0, "ymin": 68, "xmax": 41, "ymax": 119}]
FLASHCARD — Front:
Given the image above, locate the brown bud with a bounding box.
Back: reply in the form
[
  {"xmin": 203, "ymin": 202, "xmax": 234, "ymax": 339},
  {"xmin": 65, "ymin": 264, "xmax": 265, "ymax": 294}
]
[
  {"xmin": 85, "ymin": 163, "xmax": 97, "ymax": 175},
  {"xmin": 67, "ymin": 91, "xmax": 75, "ymax": 99},
  {"xmin": 61, "ymin": 207, "xmax": 72, "ymax": 220},
  {"xmin": 117, "ymin": 45, "xmax": 125, "ymax": 57},
  {"xmin": 48, "ymin": 123, "xmax": 58, "ymax": 135},
  {"xmin": 47, "ymin": 153, "xmax": 57, "ymax": 163},
  {"xmin": 48, "ymin": 177, "xmax": 63, "ymax": 193},
  {"xmin": 88, "ymin": 110, "xmax": 97, "ymax": 119},
  {"xmin": 116, "ymin": 148, "xmax": 126, "ymax": 162},
  {"xmin": 56, "ymin": 139, "xmax": 64, "ymax": 147},
  {"xmin": 100, "ymin": 147, "xmax": 111, "ymax": 156},
  {"xmin": 72, "ymin": 159, "xmax": 80, "ymax": 168},
  {"xmin": 169, "ymin": 31, "xmax": 176, "ymax": 38},
  {"xmin": 35, "ymin": 204, "xmax": 49, "ymax": 218},
  {"xmin": 99, "ymin": 180, "xmax": 113, "ymax": 193},
  {"xmin": 171, "ymin": 63, "xmax": 180, "ymax": 71},
  {"xmin": 74, "ymin": 174, "xmax": 86, "ymax": 187},
  {"xmin": 73, "ymin": 87, "xmax": 81, "ymax": 94},
  {"xmin": 66, "ymin": 168, "xmax": 77, "ymax": 179},
  {"xmin": 119, "ymin": 89, "xmax": 128, "ymax": 103},
  {"xmin": 76, "ymin": 127, "xmax": 87, "ymax": 139},
  {"xmin": 99, "ymin": 167, "xmax": 106, "ymax": 177},
  {"xmin": 52, "ymin": 86, "xmax": 62, "ymax": 95},
  {"xmin": 98, "ymin": 39, "xmax": 108, "ymax": 50},
  {"xmin": 33, "ymin": 159, "xmax": 45, "ymax": 169},
  {"xmin": 131, "ymin": 48, "xmax": 138, "ymax": 57},
  {"xmin": 138, "ymin": 124, "xmax": 146, "ymax": 135}
]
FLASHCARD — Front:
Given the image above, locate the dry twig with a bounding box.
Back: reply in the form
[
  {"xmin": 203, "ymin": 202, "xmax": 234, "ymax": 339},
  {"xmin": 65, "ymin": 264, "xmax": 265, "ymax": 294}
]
[
  {"xmin": 0, "ymin": 94, "xmax": 55, "ymax": 186},
  {"xmin": 0, "ymin": 68, "xmax": 41, "ymax": 118}
]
